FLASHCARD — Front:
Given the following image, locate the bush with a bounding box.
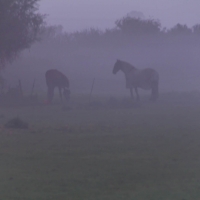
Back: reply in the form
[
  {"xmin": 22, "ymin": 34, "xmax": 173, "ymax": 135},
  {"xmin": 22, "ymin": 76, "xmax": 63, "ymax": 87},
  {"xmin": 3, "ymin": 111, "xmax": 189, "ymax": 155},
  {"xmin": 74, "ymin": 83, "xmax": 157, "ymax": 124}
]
[{"xmin": 4, "ymin": 117, "xmax": 28, "ymax": 129}]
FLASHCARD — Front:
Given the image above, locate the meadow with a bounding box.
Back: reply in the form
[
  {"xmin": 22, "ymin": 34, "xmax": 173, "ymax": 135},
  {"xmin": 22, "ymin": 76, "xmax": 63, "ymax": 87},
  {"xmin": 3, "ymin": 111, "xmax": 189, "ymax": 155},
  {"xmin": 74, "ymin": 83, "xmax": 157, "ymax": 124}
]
[{"xmin": 1, "ymin": 92, "xmax": 200, "ymax": 200}]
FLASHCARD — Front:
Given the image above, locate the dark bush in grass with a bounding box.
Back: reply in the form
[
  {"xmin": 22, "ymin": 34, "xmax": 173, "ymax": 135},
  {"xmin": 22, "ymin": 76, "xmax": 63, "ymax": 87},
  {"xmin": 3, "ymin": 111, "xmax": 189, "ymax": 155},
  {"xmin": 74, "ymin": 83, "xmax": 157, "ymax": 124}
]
[{"xmin": 4, "ymin": 117, "xmax": 28, "ymax": 129}]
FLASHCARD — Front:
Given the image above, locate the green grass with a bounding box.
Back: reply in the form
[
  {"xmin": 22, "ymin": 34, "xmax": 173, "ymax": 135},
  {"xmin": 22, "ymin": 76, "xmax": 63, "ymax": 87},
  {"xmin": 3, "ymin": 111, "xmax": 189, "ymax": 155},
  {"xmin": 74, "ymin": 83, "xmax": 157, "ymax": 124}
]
[{"xmin": 1, "ymin": 93, "xmax": 200, "ymax": 199}]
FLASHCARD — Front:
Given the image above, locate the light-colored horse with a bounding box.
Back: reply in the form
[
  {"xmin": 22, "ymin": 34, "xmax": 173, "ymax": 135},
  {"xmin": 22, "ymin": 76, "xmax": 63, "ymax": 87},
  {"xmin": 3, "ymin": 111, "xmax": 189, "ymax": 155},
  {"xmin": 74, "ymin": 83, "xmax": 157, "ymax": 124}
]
[{"xmin": 113, "ymin": 59, "xmax": 159, "ymax": 101}]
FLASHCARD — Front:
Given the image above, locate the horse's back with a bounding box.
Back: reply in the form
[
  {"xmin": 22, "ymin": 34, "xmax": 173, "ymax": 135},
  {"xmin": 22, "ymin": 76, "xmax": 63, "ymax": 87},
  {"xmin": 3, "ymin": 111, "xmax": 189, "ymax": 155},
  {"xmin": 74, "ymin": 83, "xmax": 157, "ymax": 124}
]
[
  {"xmin": 45, "ymin": 69, "xmax": 69, "ymax": 88},
  {"xmin": 142, "ymin": 68, "xmax": 159, "ymax": 82},
  {"xmin": 133, "ymin": 68, "xmax": 159, "ymax": 90}
]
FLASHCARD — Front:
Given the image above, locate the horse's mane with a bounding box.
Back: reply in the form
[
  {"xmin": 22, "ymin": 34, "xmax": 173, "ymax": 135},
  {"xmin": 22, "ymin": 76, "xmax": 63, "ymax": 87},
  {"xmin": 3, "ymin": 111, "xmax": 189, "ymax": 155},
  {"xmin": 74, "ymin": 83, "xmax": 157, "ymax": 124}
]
[{"xmin": 119, "ymin": 60, "xmax": 137, "ymax": 71}]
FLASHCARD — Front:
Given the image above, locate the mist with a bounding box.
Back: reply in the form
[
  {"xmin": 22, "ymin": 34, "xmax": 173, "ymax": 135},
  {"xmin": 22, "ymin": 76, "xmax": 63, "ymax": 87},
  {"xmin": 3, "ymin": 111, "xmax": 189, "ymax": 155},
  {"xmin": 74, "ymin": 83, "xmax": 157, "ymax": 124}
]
[
  {"xmin": 2, "ymin": 3, "xmax": 200, "ymax": 198},
  {"xmin": 3, "ymin": 16, "xmax": 200, "ymax": 99}
]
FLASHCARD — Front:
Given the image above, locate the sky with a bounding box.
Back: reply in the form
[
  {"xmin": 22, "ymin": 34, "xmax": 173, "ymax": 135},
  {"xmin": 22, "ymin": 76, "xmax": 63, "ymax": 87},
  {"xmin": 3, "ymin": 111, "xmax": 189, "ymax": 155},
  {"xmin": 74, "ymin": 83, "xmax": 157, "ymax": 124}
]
[{"xmin": 39, "ymin": 0, "xmax": 200, "ymax": 32}]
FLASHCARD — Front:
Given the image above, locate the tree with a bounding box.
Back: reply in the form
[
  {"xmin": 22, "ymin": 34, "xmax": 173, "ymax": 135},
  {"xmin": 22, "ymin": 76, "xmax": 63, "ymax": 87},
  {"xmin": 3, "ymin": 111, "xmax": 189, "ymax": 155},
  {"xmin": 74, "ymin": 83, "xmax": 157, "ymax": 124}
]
[
  {"xmin": 115, "ymin": 16, "xmax": 161, "ymax": 36},
  {"xmin": 192, "ymin": 24, "xmax": 200, "ymax": 35},
  {"xmin": 167, "ymin": 24, "xmax": 192, "ymax": 36},
  {"xmin": 0, "ymin": 0, "xmax": 44, "ymax": 69}
]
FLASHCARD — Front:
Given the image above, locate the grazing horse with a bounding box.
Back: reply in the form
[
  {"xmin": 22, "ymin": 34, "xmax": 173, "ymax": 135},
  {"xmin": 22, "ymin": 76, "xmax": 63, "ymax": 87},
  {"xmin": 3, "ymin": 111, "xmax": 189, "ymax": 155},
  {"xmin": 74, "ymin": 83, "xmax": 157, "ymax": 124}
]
[
  {"xmin": 113, "ymin": 59, "xmax": 159, "ymax": 101},
  {"xmin": 45, "ymin": 69, "xmax": 70, "ymax": 103}
]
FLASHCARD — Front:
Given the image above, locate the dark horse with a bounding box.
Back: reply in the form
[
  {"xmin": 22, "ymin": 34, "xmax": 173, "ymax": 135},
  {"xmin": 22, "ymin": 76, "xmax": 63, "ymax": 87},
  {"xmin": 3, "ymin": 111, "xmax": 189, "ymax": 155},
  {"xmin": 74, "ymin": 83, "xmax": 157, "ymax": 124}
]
[
  {"xmin": 45, "ymin": 69, "xmax": 70, "ymax": 103},
  {"xmin": 113, "ymin": 60, "xmax": 159, "ymax": 101}
]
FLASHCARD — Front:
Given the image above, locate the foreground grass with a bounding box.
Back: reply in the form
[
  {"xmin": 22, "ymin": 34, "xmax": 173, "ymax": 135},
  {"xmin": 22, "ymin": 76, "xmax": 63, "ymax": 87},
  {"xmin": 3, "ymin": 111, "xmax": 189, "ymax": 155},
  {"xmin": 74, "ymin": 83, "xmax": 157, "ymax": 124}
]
[{"xmin": 1, "ymin": 93, "xmax": 200, "ymax": 199}]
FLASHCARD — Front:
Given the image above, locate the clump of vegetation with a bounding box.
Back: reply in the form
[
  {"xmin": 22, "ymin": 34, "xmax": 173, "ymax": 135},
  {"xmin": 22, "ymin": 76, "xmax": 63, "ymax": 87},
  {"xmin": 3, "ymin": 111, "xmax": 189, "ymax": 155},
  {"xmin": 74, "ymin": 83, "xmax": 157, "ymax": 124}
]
[{"xmin": 4, "ymin": 117, "xmax": 28, "ymax": 129}]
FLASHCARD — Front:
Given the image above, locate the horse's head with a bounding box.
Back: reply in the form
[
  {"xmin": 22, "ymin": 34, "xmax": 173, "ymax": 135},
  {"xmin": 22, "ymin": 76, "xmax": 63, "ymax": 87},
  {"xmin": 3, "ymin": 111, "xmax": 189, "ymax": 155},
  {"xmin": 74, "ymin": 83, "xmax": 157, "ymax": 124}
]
[
  {"xmin": 63, "ymin": 88, "xmax": 70, "ymax": 101},
  {"xmin": 113, "ymin": 60, "xmax": 122, "ymax": 74}
]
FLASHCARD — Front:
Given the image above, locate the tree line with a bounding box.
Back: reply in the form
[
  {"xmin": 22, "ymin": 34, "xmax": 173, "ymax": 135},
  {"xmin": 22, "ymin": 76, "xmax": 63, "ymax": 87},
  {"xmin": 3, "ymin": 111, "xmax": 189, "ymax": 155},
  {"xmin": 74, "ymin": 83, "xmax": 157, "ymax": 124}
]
[
  {"xmin": 41, "ymin": 16, "xmax": 200, "ymax": 48},
  {"xmin": 0, "ymin": 0, "xmax": 200, "ymax": 70}
]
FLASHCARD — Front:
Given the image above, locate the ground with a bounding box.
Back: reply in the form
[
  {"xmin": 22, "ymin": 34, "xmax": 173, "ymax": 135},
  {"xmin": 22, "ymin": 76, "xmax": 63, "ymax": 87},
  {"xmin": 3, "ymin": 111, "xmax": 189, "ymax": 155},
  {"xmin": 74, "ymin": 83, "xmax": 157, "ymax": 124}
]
[{"xmin": 0, "ymin": 92, "xmax": 200, "ymax": 200}]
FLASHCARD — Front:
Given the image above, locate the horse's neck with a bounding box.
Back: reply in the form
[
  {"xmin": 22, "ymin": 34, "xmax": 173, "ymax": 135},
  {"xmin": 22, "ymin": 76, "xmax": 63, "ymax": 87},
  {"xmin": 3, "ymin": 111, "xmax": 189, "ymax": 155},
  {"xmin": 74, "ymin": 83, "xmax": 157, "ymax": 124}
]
[{"xmin": 121, "ymin": 63, "xmax": 136, "ymax": 74}]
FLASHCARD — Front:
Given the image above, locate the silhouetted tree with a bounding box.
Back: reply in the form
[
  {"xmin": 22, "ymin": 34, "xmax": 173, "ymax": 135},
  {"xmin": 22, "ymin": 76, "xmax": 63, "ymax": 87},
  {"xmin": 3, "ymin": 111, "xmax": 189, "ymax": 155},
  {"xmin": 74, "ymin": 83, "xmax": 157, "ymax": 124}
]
[
  {"xmin": 167, "ymin": 24, "xmax": 192, "ymax": 36},
  {"xmin": 192, "ymin": 24, "xmax": 200, "ymax": 35},
  {"xmin": 115, "ymin": 16, "xmax": 161, "ymax": 36},
  {"xmin": 0, "ymin": 0, "xmax": 44, "ymax": 69}
]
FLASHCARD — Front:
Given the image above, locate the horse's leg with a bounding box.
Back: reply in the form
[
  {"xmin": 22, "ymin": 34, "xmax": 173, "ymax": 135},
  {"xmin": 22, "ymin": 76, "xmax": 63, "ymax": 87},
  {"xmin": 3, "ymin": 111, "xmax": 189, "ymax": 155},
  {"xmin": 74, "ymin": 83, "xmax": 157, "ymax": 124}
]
[
  {"xmin": 135, "ymin": 87, "xmax": 140, "ymax": 102},
  {"xmin": 63, "ymin": 88, "xmax": 70, "ymax": 102},
  {"xmin": 59, "ymin": 87, "xmax": 63, "ymax": 103}
]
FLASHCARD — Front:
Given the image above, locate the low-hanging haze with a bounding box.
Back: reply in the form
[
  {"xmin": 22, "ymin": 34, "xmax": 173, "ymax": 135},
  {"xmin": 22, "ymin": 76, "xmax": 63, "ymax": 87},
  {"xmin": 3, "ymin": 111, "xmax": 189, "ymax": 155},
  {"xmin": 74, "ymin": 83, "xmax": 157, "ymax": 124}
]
[
  {"xmin": 4, "ymin": 0, "xmax": 200, "ymax": 95},
  {"xmin": 39, "ymin": 0, "xmax": 200, "ymax": 32}
]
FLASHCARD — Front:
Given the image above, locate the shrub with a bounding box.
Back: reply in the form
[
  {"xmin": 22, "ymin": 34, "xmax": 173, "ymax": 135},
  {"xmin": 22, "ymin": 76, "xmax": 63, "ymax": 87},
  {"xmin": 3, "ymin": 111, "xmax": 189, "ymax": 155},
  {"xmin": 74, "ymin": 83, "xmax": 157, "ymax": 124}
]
[{"xmin": 4, "ymin": 117, "xmax": 28, "ymax": 129}]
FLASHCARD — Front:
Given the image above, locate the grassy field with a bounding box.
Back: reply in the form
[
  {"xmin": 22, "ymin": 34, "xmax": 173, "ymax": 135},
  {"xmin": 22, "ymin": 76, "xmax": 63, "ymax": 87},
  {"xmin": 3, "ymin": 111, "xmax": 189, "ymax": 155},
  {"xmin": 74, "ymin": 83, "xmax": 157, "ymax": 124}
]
[{"xmin": 1, "ymin": 92, "xmax": 200, "ymax": 200}]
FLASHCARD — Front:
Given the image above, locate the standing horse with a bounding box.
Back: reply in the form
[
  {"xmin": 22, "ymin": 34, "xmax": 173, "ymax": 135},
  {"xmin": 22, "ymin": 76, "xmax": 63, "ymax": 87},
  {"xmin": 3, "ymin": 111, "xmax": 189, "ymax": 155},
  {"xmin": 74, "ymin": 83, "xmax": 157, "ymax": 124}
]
[
  {"xmin": 113, "ymin": 59, "xmax": 159, "ymax": 101},
  {"xmin": 45, "ymin": 69, "xmax": 70, "ymax": 103}
]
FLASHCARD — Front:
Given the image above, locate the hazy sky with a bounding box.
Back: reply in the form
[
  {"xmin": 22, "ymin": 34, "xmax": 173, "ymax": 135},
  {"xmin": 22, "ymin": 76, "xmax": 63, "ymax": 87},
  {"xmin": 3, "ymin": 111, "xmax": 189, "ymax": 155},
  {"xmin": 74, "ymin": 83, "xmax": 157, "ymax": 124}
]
[{"xmin": 39, "ymin": 0, "xmax": 200, "ymax": 32}]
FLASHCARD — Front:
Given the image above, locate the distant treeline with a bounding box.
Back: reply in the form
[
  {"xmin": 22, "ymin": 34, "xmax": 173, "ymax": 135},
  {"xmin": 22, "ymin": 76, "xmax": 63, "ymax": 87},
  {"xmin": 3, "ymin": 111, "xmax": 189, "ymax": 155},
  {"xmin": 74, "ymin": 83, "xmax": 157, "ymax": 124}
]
[{"xmin": 40, "ymin": 16, "xmax": 200, "ymax": 47}]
